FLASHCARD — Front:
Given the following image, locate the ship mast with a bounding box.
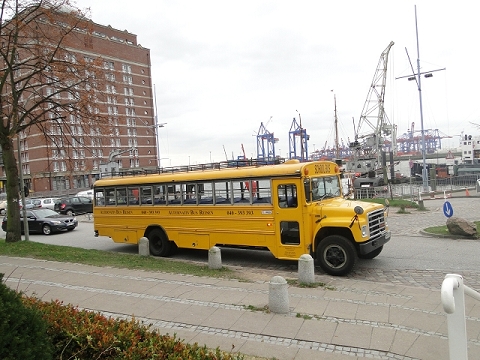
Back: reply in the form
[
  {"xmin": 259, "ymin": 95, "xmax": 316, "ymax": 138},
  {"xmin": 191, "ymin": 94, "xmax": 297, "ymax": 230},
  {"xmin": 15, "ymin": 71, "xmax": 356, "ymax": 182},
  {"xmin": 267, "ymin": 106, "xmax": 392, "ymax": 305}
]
[{"xmin": 334, "ymin": 94, "xmax": 339, "ymax": 159}]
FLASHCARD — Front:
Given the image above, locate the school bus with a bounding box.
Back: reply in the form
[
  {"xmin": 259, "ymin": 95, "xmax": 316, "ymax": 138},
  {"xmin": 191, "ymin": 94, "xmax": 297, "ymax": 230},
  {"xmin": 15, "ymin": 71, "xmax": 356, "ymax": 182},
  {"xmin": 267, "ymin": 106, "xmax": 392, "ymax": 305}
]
[{"xmin": 93, "ymin": 160, "xmax": 390, "ymax": 276}]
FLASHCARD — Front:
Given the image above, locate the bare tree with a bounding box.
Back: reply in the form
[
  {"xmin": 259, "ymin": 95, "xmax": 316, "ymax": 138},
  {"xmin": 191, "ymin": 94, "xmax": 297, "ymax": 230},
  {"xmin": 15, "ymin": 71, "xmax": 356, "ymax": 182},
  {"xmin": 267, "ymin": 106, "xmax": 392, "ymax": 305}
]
[{"xmin": 1, "ymin": 0, "xmax": 108, "ymax": 242}]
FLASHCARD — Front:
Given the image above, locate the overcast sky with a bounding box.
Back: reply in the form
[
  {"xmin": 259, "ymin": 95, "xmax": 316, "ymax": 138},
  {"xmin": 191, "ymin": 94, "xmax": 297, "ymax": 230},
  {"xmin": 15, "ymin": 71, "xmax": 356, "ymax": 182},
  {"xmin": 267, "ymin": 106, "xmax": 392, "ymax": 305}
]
[{"xmin": 74, "ymin": 0, "xmax": 479, "ymax": 166}]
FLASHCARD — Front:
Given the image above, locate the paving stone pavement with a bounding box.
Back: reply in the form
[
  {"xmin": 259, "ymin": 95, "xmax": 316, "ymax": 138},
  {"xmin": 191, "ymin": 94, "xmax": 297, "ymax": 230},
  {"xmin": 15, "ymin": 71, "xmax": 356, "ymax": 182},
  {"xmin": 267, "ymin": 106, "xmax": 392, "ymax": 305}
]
[{"xmin": 2, "ymin": 256, "xmax": 480, "ymax": 360}]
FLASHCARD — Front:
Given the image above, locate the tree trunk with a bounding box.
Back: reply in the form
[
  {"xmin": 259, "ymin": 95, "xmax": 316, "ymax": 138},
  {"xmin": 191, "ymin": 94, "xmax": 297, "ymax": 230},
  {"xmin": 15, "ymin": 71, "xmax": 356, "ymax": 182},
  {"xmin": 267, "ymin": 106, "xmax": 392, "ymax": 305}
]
[{"xmin": 1, "ymin": 138, "xmax": 22, "ymax": 242}]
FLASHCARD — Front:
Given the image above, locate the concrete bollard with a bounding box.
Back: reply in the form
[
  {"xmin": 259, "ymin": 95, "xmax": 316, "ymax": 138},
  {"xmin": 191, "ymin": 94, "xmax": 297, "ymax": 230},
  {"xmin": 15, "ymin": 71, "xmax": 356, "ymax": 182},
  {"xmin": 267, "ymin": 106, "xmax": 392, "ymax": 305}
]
[
  {"xmin": 138, "ymin": 237, "xmax": 150, "ymax": 256},
  {"xmin": 208, "ymin": 246, "xmax": 222, "ymax": 269},
  {"xmin": 298, "ymin": 254, "xmax": 315, "ymax": 284},
  {"xmin": 269, "ymin": 276, "xmax": 289, "ymax": 314}
]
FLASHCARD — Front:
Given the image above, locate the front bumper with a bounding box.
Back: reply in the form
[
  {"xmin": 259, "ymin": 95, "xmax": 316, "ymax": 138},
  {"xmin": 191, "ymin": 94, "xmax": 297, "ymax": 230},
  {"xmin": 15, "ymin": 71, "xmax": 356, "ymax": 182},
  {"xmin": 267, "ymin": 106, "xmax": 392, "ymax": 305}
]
[
  {"xmin": 55, "ymin": 220, "xmax": 78, "ymax": 232},
  {"xmin": 358, "ymin": 231, "xmax": 391, "ymax": 255}
]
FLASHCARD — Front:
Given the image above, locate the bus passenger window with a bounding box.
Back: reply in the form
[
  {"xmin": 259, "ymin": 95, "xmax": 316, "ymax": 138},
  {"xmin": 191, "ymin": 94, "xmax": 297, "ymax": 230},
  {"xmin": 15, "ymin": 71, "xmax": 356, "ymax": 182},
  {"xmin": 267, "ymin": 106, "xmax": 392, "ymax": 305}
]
[
  {"xmin": 140, "ymin": 186, "xmax": 152, "ymax": 204},
  {"xmin": 153, "ymin": 185, "xmax": 166, "ymax": 204},
  {"xmin": 252, "ymin": 179, "xmax": 271, "ymax": 204},
  {"xmin": 214, "ymin": 181, "xmax": 231, "ymax": 204},
  {"xmin": 116, "ymin": 188, "xmax": 127, "ymax": 205},
  {"xmin": 184, "ymin": 183, "xmax": 196, "ymax": 204},
  {"xmin": 105, "ymin": 188, "xmax": 115, "ymax": 206},
  {"xmin": 95, "ymin": 189, "xmax": 105, "ymax": 206},
  {"xmin": 199, "ymin": 182, "xmax": 213, "ymax": 204},
  {"xmin": 168, "ymin": 184, "xmax": 183, "ymax": 204},
  {"xmin": 128, "ymin": 187, "xmax": 139, "ymax": 204},
  {"xmin": 233, "ymin": 180, "xmax": 250, "ymax": 204}
]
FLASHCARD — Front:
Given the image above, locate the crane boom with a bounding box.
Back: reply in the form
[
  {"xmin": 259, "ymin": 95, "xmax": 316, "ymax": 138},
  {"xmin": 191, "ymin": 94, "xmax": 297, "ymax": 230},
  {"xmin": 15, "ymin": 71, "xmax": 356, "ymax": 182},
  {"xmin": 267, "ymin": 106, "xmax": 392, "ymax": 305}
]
[{"xmin": 348, "ymin": 41, "xmax": 396, "ymax": 174}]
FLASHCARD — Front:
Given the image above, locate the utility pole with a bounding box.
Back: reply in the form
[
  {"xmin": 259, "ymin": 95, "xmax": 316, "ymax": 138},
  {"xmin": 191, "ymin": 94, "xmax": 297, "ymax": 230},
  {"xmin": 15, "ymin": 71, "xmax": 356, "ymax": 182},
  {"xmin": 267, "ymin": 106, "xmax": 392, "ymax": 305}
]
[
  {"xmin": 17, "ymin": 133, "xmax": 29, "ymax": 241},
  {"xmin": 396, "ymin": 5, "xmax": 446, "ymax": 193}
]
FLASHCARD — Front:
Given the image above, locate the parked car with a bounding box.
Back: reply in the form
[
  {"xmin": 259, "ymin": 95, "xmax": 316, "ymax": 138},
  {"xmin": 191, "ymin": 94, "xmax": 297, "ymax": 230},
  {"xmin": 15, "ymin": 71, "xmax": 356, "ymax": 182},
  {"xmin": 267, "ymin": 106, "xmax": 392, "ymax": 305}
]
[
  {"xmin": 0, "ymin": 195, "xmax": 7, "ymax": 215},
  {"xmin": 32, "ymin": 197, "xmax": 60, "ymax": 211},
  {"xmin": 1, "ymin": 208, "xmax": 78, "ymax": 235},
  {"xmin": 19, "ymin": 199, "xmax": 38, "ymax": 210},
  {"xmin": 54, "ymin": 196, "xmax": 93, "ymax": 215},
  {"xmin": 76, "ymin": 190, "xmax": 94, "ymax": 200}
]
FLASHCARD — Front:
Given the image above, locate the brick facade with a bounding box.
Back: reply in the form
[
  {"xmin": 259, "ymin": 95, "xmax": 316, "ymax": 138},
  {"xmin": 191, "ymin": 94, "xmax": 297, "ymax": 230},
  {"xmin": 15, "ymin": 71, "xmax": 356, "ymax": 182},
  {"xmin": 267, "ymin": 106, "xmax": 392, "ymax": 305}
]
[{"xmin": 0, "ymin": 13, "xmax": 157, "ymax": 197}]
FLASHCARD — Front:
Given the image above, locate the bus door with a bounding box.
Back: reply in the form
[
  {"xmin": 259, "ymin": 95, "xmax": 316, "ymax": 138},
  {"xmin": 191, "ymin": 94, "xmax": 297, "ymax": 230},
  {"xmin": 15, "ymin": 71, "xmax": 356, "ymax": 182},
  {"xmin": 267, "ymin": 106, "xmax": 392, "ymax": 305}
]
[{"xmin": 274, "ymin": 182, "xmax": 305, "ymax": 259}]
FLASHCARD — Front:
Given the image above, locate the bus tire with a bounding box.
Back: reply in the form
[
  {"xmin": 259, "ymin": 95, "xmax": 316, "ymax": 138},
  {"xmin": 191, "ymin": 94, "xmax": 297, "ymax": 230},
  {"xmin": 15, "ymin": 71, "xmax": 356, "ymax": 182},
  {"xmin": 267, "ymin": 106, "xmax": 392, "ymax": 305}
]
[
  {"xmin": 148, "ymin": 229, "xmax": 172, "ymax": 257},
  {"xmin": 358, "ymin": 245, "xmax": 383, "ymax": 260},
  {"xmin": 317, "ymin": 235, "xmax": 356, "ymax": 276}
]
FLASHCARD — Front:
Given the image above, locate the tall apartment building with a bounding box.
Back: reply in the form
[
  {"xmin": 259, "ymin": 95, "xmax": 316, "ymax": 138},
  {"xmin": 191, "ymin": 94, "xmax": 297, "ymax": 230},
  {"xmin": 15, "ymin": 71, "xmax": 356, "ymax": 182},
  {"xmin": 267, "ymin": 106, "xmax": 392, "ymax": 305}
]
[{"xmin": 0, "ymin": 12, "xmax": 157, "ymax": 196}]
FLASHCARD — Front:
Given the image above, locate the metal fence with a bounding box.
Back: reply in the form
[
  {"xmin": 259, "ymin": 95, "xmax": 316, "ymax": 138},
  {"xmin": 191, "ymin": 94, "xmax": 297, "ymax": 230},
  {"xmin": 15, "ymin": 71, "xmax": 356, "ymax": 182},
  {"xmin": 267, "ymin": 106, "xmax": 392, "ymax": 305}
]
[{"xmin": 355, "ymin": 175, "xmax": 480, "ymax": 200}]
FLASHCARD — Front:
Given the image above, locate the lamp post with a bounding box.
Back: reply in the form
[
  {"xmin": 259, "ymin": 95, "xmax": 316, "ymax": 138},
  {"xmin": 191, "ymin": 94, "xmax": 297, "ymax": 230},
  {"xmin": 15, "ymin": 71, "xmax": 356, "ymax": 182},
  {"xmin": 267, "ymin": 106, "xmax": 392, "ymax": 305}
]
[
  {"xmin": 396, "ymin": 5, "xmax": 445, "ymax": 193},
  {"xmin": 17, "ymin": 133, "xmax": 29, "ymax": 241},
  {"xmin": 153, "ymin": 122, "xmax": 167, "ymax": 168}
]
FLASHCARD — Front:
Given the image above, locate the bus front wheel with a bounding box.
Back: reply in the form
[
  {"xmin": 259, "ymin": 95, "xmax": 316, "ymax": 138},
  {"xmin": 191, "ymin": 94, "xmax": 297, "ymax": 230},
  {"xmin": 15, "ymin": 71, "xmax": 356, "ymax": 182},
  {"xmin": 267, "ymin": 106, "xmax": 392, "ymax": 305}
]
[
  {"xmin": 148, "ymin": 229, "xmax": 172, "ymax": 257},
  {"xmin": 317, "ymin": 235, "xmax": 356, "ymax": 276}
]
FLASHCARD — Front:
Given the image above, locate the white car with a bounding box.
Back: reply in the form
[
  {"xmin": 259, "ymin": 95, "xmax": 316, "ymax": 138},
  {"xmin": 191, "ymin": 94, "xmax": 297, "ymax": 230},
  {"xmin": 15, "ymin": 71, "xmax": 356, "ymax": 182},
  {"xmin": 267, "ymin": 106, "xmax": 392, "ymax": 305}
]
[
  {"xmin": 76, "ymin": 190, "xmax": 94, "ymax": 199},
  {"xmin": 0, "ymin": 199, "xmax": 6, "ymax": 215},
  {"xmin": 33, "ymin": 198, "xmax": 59, "ymax": 211}
]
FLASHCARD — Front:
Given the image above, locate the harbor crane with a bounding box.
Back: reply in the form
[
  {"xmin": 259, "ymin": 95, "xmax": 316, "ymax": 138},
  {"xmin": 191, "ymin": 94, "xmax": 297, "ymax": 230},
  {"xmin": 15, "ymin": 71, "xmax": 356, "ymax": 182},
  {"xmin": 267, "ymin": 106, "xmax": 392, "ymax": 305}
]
[{"xmin": 347, "ymin": 41, "xmax": 396, "ymax": 175}]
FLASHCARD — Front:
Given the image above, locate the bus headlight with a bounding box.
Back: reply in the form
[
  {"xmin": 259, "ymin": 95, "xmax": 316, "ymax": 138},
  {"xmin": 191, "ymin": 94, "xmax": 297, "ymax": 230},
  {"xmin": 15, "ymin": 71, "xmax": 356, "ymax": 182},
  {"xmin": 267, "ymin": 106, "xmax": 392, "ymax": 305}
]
[{"xmin": 361, "ymin": 225, "xmax": 368, "ymax": 237}]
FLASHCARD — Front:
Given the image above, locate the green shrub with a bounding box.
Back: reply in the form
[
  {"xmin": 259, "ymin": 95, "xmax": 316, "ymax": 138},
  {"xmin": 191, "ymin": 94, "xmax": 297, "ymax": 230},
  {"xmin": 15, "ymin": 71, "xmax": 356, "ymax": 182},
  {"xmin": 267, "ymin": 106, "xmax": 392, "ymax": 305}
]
[
  {"xmin": 23, "ymin": 296, "xmax": 243, "ymax": 360},
  {"xmin": 0, "ymin": 274, "xmax": 53, "ymax": 360}
]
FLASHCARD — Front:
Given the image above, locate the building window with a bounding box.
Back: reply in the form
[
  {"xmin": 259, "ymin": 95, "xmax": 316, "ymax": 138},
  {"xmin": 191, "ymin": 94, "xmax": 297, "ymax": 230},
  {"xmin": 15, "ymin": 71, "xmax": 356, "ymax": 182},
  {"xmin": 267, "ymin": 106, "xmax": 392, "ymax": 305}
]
[
  {"xmin": 122, "ymin": 63, "xmax": 131, "ymax": 73},
  {"xmin": 104, "ymin": 61, "xmax": 114, "ymax": 70},
  {"xmin": 123, "ymin": 75, "xmax": 133, "ymax": 84}
]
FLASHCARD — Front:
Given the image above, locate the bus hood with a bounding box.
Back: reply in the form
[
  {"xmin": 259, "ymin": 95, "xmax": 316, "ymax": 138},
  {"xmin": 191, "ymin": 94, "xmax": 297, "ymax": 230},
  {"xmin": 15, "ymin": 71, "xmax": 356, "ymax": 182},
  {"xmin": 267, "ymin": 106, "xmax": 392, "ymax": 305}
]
[{"xmin": 314, "ymin": 198, "xmax": 386, "ymax": 219}]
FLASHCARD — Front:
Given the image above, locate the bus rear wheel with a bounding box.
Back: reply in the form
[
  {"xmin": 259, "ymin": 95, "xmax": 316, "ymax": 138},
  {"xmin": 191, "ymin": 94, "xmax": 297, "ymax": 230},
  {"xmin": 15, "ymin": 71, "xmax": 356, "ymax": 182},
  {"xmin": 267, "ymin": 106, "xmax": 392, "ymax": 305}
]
[
  {"xmin": 317, "ymin": 235, "xmax": 356, "ymax": 276},
  {"xmin": 148, "ymin": 229, "xmax": 172, "ymax": 257}
]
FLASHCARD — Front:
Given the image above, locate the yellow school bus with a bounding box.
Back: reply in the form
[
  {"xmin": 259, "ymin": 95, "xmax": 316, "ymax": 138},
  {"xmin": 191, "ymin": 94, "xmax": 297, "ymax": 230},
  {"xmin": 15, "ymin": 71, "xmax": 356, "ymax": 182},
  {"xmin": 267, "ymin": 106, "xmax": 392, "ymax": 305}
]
[{"xmin": 93, "ymin": 160, "xmax": 390, "ymax": 276}]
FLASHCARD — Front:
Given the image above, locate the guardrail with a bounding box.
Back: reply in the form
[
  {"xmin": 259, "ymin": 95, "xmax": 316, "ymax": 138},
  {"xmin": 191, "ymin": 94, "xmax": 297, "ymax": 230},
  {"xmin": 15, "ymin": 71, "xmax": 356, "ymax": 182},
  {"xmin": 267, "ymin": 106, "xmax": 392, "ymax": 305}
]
[{"xmin": 441, "ymin": 274, "xmax": 480, "ymax": 359}]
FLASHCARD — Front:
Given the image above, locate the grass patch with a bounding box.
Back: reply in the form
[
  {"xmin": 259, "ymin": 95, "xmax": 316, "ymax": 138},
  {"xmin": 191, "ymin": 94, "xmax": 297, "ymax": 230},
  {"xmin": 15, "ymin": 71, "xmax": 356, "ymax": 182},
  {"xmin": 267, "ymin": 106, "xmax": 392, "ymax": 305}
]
[
  {"xmin": 296, "ymin": 313, "xmax": 313, "ymax": 320},
  {"xmin": 0, "ymin": 239, "xmax": 236, "ymax": 279},
  {"xmin": 424, "ymin": 221, "xmax": 480, "ymax": 238},
  {"xmin": 286, "ymin": 278, "xmax": 335, "ymax": 290},
  {"xmin": 359, "ymin": 198, "xmax": 419, "ymax": 209},
  {"xmin": 244, "ymin": 304, "xmax": 270, "ymax": 313}
]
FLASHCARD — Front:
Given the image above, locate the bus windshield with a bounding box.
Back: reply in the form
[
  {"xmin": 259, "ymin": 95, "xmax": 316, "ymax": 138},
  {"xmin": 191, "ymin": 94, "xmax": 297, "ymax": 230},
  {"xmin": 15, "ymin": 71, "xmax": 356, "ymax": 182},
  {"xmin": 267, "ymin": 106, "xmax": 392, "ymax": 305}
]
[{"xmin": 307, "ymin": 175, "xmax": 341, "ymax": 202}]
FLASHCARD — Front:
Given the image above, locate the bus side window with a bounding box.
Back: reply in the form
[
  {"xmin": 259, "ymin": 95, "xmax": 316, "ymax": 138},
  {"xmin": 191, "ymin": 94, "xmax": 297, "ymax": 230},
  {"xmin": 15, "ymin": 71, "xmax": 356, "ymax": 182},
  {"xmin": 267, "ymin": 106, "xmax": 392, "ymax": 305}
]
[
  {"xmin": 95, "ymin": 189, "xmax": 105, "ymax": 206},
  {"xmin": 184, "ymin": 183, "xmax": 196, "ymax": 204},
  {"xmin": 233, "ymin": 180, "xmax": 250, "ymax": 204},
  {"xmin": 153, "ymin": 185, "xmax": 166, "ymax": 204},
  {"xmin": 105, "ymin": 188, "xmax": 115, "ymax": 206},
  {"xmin": 140, "ymin": 186, "xmax": 152, "ymax": 205},
  {"xmin": 128, "ymin": 187, "xmax": 139, "ymax": 205},
  {"xmin": 253, "ymin": 179, "xmax": 271, "ymax": 204},
  {"xmin": 167, "ymin": 184, "xmax": 183, "ymax": 204},
  {"xmin": 116, "ymin": 188, "xmax": 127, "ymax": 205},
  {"xmin": 214, "ymin": 181, "xmax": 231, "ymax": 204},
  {"xmin": 199, "ymin": 182, "xmax": 213, "ymax": 204}
]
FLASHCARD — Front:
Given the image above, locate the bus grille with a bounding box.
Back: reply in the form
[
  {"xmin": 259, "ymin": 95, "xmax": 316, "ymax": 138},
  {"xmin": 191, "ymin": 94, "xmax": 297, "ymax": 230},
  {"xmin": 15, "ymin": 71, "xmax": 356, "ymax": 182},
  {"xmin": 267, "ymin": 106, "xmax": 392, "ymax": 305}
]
[{"xmin": 368, "ymin": 208, "xmax": 386, "ymax": 239}]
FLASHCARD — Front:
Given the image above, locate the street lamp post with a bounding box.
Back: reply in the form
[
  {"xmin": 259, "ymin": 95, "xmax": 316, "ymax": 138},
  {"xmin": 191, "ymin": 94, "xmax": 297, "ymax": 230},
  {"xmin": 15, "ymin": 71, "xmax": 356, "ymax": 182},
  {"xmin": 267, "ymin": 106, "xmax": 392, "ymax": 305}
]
[
  {"xmin": 17, "ymin": 133, "xmax": 29, "ymax": 240},
  {"xmin": 154, "ymin": 122, "xmax": 167, "ymax": 168},
  {"xmin": 396, "ymin": 6, "xmax": 445, "ymax": 193}
]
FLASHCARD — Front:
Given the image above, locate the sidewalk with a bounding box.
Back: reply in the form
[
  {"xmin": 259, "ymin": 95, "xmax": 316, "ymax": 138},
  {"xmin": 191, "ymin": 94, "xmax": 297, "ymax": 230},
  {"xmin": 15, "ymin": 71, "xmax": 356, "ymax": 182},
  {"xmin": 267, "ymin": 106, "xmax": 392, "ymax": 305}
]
[{"xmin": 1, "ymin": 256, "xmax": 479, "ymax": 360}]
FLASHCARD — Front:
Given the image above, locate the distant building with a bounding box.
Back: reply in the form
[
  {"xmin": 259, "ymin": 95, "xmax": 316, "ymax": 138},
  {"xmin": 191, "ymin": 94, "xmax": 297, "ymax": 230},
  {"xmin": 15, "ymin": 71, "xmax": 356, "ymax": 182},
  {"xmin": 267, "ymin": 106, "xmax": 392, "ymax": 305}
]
[
  {"xmin": 460, "ymin": 134, "xmax": 480, "ymax": 165},
  {"xmin": 0, "ymin": 10, "xmax": 157, "ymax": 195}
]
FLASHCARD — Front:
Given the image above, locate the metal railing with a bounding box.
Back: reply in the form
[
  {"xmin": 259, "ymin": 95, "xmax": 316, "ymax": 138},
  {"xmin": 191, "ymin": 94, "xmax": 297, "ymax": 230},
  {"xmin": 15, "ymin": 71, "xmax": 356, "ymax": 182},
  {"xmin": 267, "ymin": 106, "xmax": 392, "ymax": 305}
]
[
  {"xmin": 441, "ymin": 274, "xmax": 480, "ymax": 359},
  {"xmin": 354, "ymin": 174, "xmax": 480, "ymax": 200}
]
